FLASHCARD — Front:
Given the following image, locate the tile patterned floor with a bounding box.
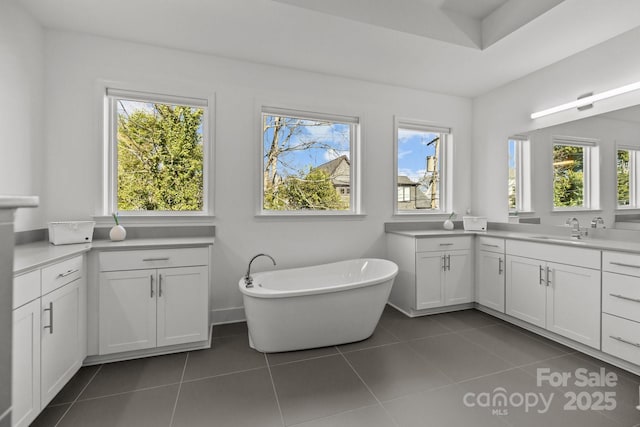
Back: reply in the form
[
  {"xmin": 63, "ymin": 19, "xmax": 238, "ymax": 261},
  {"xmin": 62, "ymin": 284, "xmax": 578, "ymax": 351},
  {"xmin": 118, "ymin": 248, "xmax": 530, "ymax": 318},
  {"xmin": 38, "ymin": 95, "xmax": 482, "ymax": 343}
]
[{"xmin": 32, "ymin": 307, "xmax": 640, "ymax": 427}]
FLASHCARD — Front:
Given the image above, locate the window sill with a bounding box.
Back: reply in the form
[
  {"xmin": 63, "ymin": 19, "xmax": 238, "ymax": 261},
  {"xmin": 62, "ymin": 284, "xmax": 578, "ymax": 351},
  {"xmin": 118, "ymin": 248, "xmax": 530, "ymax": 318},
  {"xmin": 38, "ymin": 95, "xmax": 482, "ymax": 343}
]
[
  {"xmin": 550, "ymin": 208, "xmax": 603, "ymax": 214},
  {"xmin": 255, "ymin": 212, "xmax": 366, "ymax": 220},
  {"xmin": 93, "ymin": 214, "xmax": 215, "ymax": 227}
]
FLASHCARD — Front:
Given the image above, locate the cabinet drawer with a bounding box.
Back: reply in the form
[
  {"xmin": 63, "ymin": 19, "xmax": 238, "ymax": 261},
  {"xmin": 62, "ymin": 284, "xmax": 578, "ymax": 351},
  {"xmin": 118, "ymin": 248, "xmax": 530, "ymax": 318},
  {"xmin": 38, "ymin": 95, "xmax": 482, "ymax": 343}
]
[
  {"xmin": 602, "ymin": 314, "xmax": 640, "ymax": 366},
  {"xmin": 477, "ymin": 236, "xmax": 504, "ymax": 253},
  {"xmin": 603, "ymin": 251, "xmax": 640, "ymax": 276},
  {"xmin": 13, "ymin": 270, "xmax": 40, "ymax": 309},
  {"xmin": 506, "ymin": 240, "xmax": 600, "ymax": 270},
  {"xmin": 603, "ymin": 272, "xmax": 640, "ymax": 323},
  {"xmin": 99, "ymin": 247, "xmax": 209, "ymax": 272},
  {"xmin": 41, "ymin": 255, "xmax": 83, "ymax": 295},
  {"xmin": 416, "ymin": 236, "xmax": 471, "ymax": 252}
]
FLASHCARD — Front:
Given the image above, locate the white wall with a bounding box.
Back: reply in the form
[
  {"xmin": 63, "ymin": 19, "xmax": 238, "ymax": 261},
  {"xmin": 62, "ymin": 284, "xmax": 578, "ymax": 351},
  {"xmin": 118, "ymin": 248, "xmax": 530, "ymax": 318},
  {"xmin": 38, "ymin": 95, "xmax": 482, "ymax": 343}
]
[
  {"xmin": 43, "ymin": 31, "xmax": 472, "ymax": 321},
  {"xmin": 473, "ymin": 26, "xmax": 640, "ymax": 227},
  {"xmin": 0, "ymin": 1, "xmax": 45, "ymax": 231}
]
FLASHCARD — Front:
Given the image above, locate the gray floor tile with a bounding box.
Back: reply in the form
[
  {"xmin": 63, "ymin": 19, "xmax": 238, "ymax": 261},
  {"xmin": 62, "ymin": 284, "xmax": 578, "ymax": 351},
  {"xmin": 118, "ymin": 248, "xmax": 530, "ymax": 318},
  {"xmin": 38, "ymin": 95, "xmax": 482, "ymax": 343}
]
[
  {"xmin": 30, "ymin": 404, "xmax": 70, "ymax": 427},
  {"xmin": 172, "ymin": 368, "xmax": 281, "ymax": 427},
  {"xmin": 58, "ymin": 385, "xmax": 178, "ymax": 427},
  {"xmin": 519, "ymin": 352, "xmax": 603, "ymax": 381},
  {"xmin": 344, "ymin": 342, "xmax": 451, "ymax": 401},
  {"xmin": 79, "ymin": 353, "xmax": 186, "ymax": 399},
  {"xmin": 430, "ymin": 309, "xmax": 502, "ymax": 332},
  {"xmin": 212, "ymin": 321, "xmax": 248, "ymax": 338},
  {"xmin": 183, "ymin": 334, "xmax": 266, "ymax": 380},
  {"xmin": 270, "ymin": 354, "xmax": 376, "ymax": 426},
  {"xmin": 337, "ymin": 323, "xmax": 400, "ymax": 353},
  {"xmin": 383, "ymin": 383, "xmax": 510, "ymax": 427},
  {"xmin": 50, "ymin": 365, "xmax": 100, "ymax": 405},
  {"xmin": 267, "ymin": 345, "xmax": 338, "ymax": 366},
  {"xmin": 379, "ymin": 312, "xmax": 451, "ymax": 341},
  {"xmin": 289, "ymin": 404, "xmax": 396, "ymax": 427},
  {"xmin": 459, "ymin": 324, "xmax": 568, "ymax": 366},
  {"xmin": 409, "ymin": 332, "xmax": 513, "ymax": 382}
]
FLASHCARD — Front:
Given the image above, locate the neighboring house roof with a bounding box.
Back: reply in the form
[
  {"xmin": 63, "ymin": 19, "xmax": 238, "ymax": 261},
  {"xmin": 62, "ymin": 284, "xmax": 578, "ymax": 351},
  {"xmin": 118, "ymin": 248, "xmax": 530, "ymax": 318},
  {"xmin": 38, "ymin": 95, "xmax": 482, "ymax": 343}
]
[
  {"xmin": 315, "ymin": 155, "xmax": 350, "ymax": 186},
  {"xmin": 397, "ymin": 175, "xmax": 419, "ymax": 186},
  {"xmin": 316, "ymin": 155, "xmax": 350, "ymax": 174}
]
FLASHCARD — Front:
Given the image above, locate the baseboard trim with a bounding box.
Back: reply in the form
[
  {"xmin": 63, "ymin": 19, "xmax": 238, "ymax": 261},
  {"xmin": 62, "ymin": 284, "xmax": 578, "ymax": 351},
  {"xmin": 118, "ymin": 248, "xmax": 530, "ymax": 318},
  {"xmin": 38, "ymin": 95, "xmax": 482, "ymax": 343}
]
[{"xmin": 210, "ymin": 307, "xmax": 245, "ymax": 325}]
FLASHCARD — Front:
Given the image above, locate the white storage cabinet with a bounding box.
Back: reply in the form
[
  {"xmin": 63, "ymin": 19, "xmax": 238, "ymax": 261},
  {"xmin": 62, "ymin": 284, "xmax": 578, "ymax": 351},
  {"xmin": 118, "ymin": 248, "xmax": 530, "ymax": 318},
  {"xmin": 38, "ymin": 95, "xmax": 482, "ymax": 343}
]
[
  {"xmin": 505, "ymin": 240, "xmax": 600, "ymax": 348},
  {"xmin": 475, "ymin": 236, "xmax": 505, "ymax": 312},
  {"xmin": 98, "ymin": 248, "xmax": 209, "ymax": 355}
]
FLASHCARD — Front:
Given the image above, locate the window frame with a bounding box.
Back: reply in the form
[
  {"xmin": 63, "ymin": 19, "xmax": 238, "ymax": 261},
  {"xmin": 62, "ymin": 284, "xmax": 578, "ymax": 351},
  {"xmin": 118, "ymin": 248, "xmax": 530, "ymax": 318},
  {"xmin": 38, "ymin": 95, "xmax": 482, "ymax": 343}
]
[
  {"xmin": 508, "ymin": 136, "xmax": 532, "ymax": 213},
  {"xmin": 258, "ymin": 106, "xmax": 361, "ymax": 216},
  {"xmin": 616, "ymin": 144, "xmax": 640, "ymax": 209},
  {"xmin": 103, "ymin": 87, "xmax": 213, "ymax": 218},
  {"xmin": 393, "ymin": 117, "xmax": 452, "ymax": 216},
  {"xmin": 551, "ymin": 136, "xmax": 599, "ymax": 212}
]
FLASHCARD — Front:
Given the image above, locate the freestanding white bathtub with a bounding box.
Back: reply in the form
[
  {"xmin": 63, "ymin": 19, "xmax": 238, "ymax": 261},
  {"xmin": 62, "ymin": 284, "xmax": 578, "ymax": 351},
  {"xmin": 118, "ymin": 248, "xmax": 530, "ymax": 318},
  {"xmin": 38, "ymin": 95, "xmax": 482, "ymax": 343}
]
[{"xmin": 238, "ymin": 258, "xmax": 398, "ymax": 353}]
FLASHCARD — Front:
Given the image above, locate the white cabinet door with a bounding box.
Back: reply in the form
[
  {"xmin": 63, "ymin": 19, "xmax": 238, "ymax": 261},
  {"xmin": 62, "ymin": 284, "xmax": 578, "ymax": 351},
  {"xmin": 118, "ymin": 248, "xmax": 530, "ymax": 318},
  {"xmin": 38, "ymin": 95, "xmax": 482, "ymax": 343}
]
[
  {"xmin": 477, "ymin": 250, "xmax": 505, "ymax": 312},
  {"xmin": 157, "ymin": 266, "xmax": 209, "ymax": 347},
  {"xmin": 99, "ymin": 270, "xmax": 157, "ymax": 355},
  {"xmin": 546, "ymin": 262, "xmax": 600, "ymax": 348},
  {"xmin": 11, "ymin": 299, "xmax": 40, "ymax": 427},
  {"xmin": 445, "ymin": 251, "xmax": 473, "ymax": 305},
  {"xmin": 506, "ymin": 255, "xmax": 546, "ymax": 328},
  {"xmin": 41, "ymin": 280, "xmax": 82, "ymax": 407},
  {"xmin": 416, "ymin": 253, "xmax": 445, "ymax": 310}
]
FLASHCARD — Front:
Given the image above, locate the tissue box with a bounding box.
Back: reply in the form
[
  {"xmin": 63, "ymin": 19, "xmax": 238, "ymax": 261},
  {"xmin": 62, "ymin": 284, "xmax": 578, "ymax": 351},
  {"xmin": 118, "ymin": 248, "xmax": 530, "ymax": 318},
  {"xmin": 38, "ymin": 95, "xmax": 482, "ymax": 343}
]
[
  {"xmin": 48, "ymin": 221, "xmax": 95, "ymax": 245},
  {"xmin": 463, "ymin": 216, "xmax": 487, "ymax": 231}
]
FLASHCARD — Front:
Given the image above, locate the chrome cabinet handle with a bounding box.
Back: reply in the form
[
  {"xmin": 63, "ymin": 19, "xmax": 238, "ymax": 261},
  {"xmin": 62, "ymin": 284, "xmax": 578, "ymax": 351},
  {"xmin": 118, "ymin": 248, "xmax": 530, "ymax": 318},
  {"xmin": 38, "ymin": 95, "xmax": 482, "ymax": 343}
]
[
  {"xmin": 446, "ymin": 254, "xmax": 450, "ymax": 271},
  {"xmin": 159, "ymin": 274, "xmax": 163, "ymax": 297},
  {"xmin": 142, "ymin": 257, "xmax": 170, "ymax": 262},
  {"xmin": 441, "ymin": 255, "xmax": 446, "ymax": 271},
  {"xmin": 150, "ymin": 274, "xmax": 154, "ymax": 298},
  {"xmin": 439, "ymin": 243, "xmax": 454, "ymax": 246},
  {"xmin": 609, "ymin": 293, "xmax": 640, "ymax": 303},
  {"xmin": 609, "ymin": 261, "xmax": 640, "ymax": 269},
  {"xmin": 546, "ymin": 267, "xmax": 552, "ymax": 286},
  {"xmin": 482, "ymin": 243, "xmax": 500, "ymax": 248},
  {"xmin": 609, "ymin": 335, "xmax": 640, "ymax": 348},
  {"xmin": 539, "ymin": 266, "xmax": 545, "ymax": 285},
  {"xmin": 43, "ymin": 302, "xmax": 53, "ymax": 334},
  {"xmin": 498, "ymin": 257, "xmax": 503, "ymax": 275},
  {"xmin": 57, "ymin": 269, "xmax": 79, "ymax": 278}
]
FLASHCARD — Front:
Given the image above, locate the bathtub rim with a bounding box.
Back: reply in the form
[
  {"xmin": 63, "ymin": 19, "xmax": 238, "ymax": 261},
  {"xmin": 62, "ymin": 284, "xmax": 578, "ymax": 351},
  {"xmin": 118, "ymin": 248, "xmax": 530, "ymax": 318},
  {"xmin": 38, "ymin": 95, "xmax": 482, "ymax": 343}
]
[{"xmin": 238, "ymin": 257, "xmax": 398, "ymax": 299}]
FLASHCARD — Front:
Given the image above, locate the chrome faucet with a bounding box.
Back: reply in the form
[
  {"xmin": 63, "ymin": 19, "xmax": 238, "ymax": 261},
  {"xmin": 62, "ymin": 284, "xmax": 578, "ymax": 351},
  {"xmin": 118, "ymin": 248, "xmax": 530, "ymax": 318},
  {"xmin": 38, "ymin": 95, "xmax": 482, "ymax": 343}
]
[
  {"xmin": 244, "ymin": 253, "xmax": 276, "ymax": 288},
  {"xmin": 590, "ymin": 216, "xmax": 605, "ymax": 229},
  {"xmin": 566, "ymin": 217, "xmax": 586, "ymax": 239}
]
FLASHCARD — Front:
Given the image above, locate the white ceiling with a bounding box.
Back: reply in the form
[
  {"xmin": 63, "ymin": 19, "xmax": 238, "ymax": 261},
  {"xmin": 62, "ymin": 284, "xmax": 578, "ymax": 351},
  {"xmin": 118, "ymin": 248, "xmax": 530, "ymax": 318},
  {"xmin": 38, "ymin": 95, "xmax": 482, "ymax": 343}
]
[{"xmin": 18, "ymin": 0, "xmax": 640, "ymax": 97}]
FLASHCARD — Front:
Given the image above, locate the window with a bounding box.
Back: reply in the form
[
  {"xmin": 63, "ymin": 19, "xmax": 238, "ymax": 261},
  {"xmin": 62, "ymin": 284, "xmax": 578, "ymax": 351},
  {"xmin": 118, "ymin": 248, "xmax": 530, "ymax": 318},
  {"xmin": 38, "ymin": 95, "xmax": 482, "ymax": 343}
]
[
  {"xmin": 552, "ymin": 137, "xmax": 599, "ymax": 210},
  {"xmin": 617, "ymin": 146, "xmax": 640, "ymax": 208},
  {"xmin": 261, "ymin": 107, "xmax": 360, "ymax": 214},
  {"xmin": 105, "ymin": 88, "xmax": 209, "ymax": 215},
  {"xmin": 508, "ymin": 136, "xmax": 531, "ymax": 213},
  {"xmin": 394, "ymin": 118, "xmax": 451, "ymax": 213}
]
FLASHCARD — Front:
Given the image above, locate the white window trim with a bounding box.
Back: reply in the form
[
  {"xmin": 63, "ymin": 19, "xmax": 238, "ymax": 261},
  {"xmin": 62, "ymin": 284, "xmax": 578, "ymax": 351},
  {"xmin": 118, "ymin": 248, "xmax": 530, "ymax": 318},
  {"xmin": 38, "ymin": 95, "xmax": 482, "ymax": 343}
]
[
  {"xmin": 393, "ymin": 117, "xmax": 453, "ymax": 216},
  {"xmin": 508, "ymin": 136, "xmax": 532, "ymax": 213},
  {"xmin": 257, "ymin": 105, "xmax": 362, "ymax": 217},
  {"xmin": 616, "ymin": 143, "xmax": 640, "ymax": 209},
  {"xmin": 551, "ymin": 136, "xmax": 599, "ymax": 212},
  {"xmin": 101, "ymin": 87, "xmax": 214, "ymax": 220}
]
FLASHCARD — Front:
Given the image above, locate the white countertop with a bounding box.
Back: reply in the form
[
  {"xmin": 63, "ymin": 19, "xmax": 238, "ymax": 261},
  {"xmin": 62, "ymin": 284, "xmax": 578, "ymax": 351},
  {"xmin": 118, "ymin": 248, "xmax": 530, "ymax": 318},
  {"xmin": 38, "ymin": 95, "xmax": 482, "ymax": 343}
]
[
  {"xmin": 0, "ymin": 195, "xmax": 39, "ymax": 209},
  {"xmin": 14, "ymin": 237, "xmax": 215, "ymax": 275},
  {"xmin": 387, "ymin": 228, "xmax": 640, "ymax": 254}
]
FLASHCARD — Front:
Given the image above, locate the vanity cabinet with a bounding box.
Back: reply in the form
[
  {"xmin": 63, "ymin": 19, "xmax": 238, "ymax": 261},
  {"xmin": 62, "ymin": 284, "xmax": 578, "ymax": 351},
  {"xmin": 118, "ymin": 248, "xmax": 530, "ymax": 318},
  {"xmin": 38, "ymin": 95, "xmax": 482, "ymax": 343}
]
[
  {"xmin": 98, "ymin": 248, "xmax": 209, "ymax": 356},
  {"xmin": 475, "ymin": 237, "xmax": 505, "ymax": 312},
  {"xmin": 601, "ymin": 251, "xmax": 640, "ymax": 365},
  {"xmin": 12, "ymin": 255, "xmax": 85, "ymax": 427},
  {"xmin": 387, "ymin": 234, "xmax": 472, "ymax": 314},
  {"xmin": 505, "ymin": 240, "xmax": 600, "ymax": 348}
]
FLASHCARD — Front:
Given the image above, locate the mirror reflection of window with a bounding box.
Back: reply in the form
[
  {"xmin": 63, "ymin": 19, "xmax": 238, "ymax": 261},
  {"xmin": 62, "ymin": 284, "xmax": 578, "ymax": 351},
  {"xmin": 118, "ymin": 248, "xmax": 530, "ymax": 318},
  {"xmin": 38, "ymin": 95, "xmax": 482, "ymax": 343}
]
[
  {"xmin": 508, "ymin": 136, "xmax": 531, "ymax": 213},
  {"xmin": 617, "ymin": 146, "xmax": 640, "ymax": 208},
  {"xmin": 552, "ymin": 137, "xmax": 599, "ymax": 211}
]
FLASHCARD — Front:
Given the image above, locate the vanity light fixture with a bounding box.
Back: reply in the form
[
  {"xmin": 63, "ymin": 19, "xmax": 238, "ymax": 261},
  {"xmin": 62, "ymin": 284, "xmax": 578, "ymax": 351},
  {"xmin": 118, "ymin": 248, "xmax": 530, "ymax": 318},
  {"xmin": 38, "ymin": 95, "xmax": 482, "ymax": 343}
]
[{"xmin": 531, "ymin": 80, "xmax": 640, "ymax": 119}]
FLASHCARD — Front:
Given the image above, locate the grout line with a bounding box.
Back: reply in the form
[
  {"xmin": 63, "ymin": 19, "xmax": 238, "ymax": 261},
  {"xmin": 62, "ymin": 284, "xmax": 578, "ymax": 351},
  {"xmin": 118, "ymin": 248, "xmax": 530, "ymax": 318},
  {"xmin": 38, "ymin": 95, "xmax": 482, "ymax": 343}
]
[
  {"xmin": 54, "ymin": 364, "xmax": 103, "ymax": 427},
  {"xmin": 266, "ymin": 350, "xmax": 340, "ymax": 367},
  {"xmin": 72, "ymin": 382, "xmax": 182, "ymax": 403},
  {"xmin": 264, "ymin": 353, "xmax": 286, "ymax": 427},
  {"xmin": 180, "ymin": 365, "xmax": 267, "ymax": 385},
  {"xmin": 338, "ymin": 351, "xmax": 401, "ymax": 427},
  {"xmin": 285, "ymin": 404, "xmax": 385, "ymax": 427},
  {"xmin": 169, "ymin": 352, "xmax": 189, "ymax": 427}
]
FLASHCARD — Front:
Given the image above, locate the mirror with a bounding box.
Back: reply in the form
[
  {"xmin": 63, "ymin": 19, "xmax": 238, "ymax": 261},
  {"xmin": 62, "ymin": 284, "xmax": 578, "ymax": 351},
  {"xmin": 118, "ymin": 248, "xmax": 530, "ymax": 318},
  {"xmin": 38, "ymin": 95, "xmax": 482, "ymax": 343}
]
[{"xmin": 513, "ymin": 104, "xmax": 640, "ymax": 229}]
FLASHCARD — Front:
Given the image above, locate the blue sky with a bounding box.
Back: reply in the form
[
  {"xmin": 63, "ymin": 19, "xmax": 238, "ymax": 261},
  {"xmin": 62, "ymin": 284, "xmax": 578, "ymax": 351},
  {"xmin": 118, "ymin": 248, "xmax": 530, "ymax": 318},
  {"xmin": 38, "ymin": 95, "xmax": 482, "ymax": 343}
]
[{"xmin": 397, "ymin": 128, "xmax": 438, "ymax": 183}]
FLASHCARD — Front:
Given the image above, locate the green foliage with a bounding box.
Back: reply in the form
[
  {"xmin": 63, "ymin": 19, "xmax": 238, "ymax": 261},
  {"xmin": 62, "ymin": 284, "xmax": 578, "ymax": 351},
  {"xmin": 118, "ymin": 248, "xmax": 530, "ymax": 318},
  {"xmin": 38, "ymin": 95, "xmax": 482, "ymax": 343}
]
[
  {"xmin": 617, "ymin": 150, "xmax": 630, "ymax": 206},
  {"xmin": 264, "ymin": 168, "xmax": 347, "ymax": 211},
  {"xmin": 553, "ymin": 145, "xmax": 584, "ymax": 207},
  {"xmin": 117, "ymin": 103, "xmax": 204, "ymax": 211}
]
